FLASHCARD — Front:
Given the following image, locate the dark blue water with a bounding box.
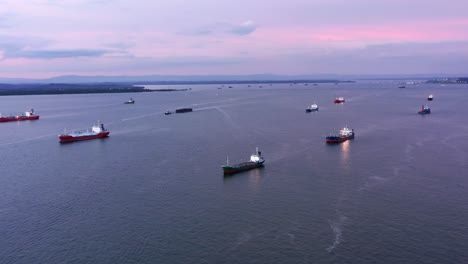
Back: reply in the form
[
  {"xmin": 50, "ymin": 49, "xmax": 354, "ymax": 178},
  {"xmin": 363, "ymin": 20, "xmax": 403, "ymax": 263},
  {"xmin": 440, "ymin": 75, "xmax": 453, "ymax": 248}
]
[{"xmin": 1, "ymin": 82, "xmax": 467, "ymax": 263}]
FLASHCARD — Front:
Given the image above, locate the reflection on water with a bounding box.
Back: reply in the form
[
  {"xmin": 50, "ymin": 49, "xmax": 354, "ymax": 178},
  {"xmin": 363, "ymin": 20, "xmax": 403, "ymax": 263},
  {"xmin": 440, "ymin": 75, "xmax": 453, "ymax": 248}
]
[
  {"xmin": 247, "ymin": 167, "xmax": 264, "ymax": 191},
  {"xmin": 340, "ymin": 140, "xmax": 350, "ymax": 169},
  {"xmin": 223, "ymin": 167, "xmax": 265, "ymax": 192}
]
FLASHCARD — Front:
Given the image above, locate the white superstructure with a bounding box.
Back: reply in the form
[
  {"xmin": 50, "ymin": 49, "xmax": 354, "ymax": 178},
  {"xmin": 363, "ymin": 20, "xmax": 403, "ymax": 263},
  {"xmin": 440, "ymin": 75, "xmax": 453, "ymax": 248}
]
[
  {"xmin": 339, "ymin": 127, "xmax": 354, "ymax": 137},
  {"xmin": 250, "ymin": 147, "xmax": 265, "ymax": 163}
]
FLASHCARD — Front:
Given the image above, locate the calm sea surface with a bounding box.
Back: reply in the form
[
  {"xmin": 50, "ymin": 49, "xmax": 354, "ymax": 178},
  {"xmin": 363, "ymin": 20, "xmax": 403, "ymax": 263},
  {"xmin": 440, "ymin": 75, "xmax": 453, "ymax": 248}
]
[{"xmin": 1, "ymin": 82, "xmax": 467, "ymax": 263}]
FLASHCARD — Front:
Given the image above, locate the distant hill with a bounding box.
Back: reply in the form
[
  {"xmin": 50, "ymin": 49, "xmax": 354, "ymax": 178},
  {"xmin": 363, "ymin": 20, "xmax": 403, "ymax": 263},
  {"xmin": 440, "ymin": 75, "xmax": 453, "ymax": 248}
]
[{"xmin": 0, "ymin": 73, "xmax": 466, "ymax": 84}]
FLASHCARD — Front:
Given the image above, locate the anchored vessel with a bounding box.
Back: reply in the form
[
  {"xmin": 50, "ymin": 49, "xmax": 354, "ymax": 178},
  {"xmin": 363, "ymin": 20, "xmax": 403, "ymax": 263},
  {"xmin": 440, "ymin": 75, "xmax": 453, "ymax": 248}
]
[
  {"xmin": 334, "ymin": 97, "xmax": 345, "ymax": 104},
  {"xmin": 175, "ymin": 108, "xmax": 193, "ymax": 113},
  {"xmin": 59, "ymin": 121, "xmax": 109, "ymax": 143},
  {"xmin": 326, "ymin": 127, "xmax": 355, "ymax": 143},
  {"xmin": 124, "ymin": 98, "xmax": 135, "ymax": 104},
  {"xmin": 418, "ymin": 105, "xmax": 431, "ymax": 115},
  {"xmin": 428, "ymin": 94, "xmax": 434, "ymax": 101},
  {"xmin": 0, "ymin": 109, "xmax": 39, "ymax": 123},
  {"xmin": 305, "ymin": 103, "xmax": 319, "ymax": 112},
  {"xmin": 222, "ymin": 148, "xmax": 265, "ymax": 175}
]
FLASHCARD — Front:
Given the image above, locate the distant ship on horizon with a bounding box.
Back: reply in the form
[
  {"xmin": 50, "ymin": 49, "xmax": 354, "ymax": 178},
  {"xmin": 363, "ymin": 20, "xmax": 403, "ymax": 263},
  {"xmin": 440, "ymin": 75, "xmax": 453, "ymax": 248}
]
[
  {"xmin": 418, "ymin": 105, "xmax": 431, "ymax": 115},
  {"xmin": 306, "ymin": 103, "xmax": 319, "ymax": 112},
  {"xmin": 334, "ymin": 97, "xmax": 345, "ymax": 104}
]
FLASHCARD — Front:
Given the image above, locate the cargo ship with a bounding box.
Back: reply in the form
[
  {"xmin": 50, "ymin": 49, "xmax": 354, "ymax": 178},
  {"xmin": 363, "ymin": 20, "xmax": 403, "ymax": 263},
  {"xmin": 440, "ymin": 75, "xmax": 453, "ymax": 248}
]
[
  {"xmin": 222, "ymin": 148, "xmax": 265, "ymax": 175},
  {"xmin": 59, "ymin": 121, "xmax": 109, "ymax": 143},
  {"xmin": 334, "ymin": 97, "xmax": 345, "ymax": 104},
  {"xmin": 0, "ymin": 109, "xmax": 39, "ymax": 123},
  {"xmin": 427, "ymin": 94, "xmax": 433, "ymax": 101},
  {"xmin": 326, "ymin": 127, "xmax": 355, "ymax": 143},
  {"xmin": 418, "ymin": 105, "xmax": 431, "ymax": 115},
  {"xmin": 305, "ymin": 103, "xmax": 319, "ymax": 112},
  {"xmin": 124, "ymin": 98, "xmax": 135, "ymax": 104},
  {"xmin": 175, "ymin": 108, "xmax": 193, "ymax": 113}
]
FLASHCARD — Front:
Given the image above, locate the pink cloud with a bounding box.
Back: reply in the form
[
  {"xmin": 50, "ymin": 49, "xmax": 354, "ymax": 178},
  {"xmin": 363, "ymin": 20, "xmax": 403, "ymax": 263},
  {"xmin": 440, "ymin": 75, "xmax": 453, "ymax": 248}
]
[{"xmin": 255, "ymin": 18, "xmax": 468, "ymax": 46}]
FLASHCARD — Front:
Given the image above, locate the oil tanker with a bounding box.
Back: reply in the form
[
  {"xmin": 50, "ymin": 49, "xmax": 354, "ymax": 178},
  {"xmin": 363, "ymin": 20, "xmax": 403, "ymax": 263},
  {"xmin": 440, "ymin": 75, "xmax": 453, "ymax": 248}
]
[
  {"xmin": 0, "ymin": 109, "xmax": 39, "ymax": 122},
  {"xmin": 59, "ymin": 121, "xmax": 109, "ymax": 143}
]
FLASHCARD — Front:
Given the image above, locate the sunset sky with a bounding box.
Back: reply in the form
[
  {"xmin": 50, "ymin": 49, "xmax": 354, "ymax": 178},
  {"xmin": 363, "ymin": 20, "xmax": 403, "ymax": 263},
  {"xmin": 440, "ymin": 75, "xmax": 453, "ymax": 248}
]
[{"xmin": 1, "ymin": 0, "xmax": 467, "ymax": 78}]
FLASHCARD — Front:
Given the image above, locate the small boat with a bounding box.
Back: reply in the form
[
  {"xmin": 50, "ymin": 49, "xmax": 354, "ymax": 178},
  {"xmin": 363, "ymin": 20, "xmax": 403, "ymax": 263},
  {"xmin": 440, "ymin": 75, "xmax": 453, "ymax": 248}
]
[
  {"xmin": 124, "ymin": 98, "xmax": 135, "ymax": 104},
  {"xmin": 428, "ymin": 94, "xmax": 434, "ymax": 101},
  {"xmin": 59, "ymin": 121, "xmax": 109, "ymax": 143},
  {"xmin": 305, "ymin": 103, "xmax": 319, "ymax": 112},
  {"xmin": 0, "ymin": 109, "xmax": 39, "ymax": 123},
  {"xmin": 326, "ymin": 127, "xmax": 355, "ymax": 143},
  {"xmin": 164, "ymin": 111, "xmax": 172, "ymax": 115},
  {"xmin": 175, "ymin": 108, "xmax": 193, "ymax": 113},
  {"xmin": 418, "ymin": 105, "xmax": 431, "ymax": 115},
  {"xmin": 222, "ymin": 148, "xmax": 265, "ymax": 175},
  {"xmin": 334, "ymin": 97, "xmax": 345, "ymax": 104},
  {"xmin": 398, "ymin": 85, "xmax": 406, "ymax": 88}
]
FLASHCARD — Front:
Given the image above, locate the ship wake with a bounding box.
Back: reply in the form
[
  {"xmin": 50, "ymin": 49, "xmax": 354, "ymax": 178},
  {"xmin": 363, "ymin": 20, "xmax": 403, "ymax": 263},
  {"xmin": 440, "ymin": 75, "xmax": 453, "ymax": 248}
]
[{"xmin": 326, "ymin": 214, "xmax": 348, "ymax": 253}]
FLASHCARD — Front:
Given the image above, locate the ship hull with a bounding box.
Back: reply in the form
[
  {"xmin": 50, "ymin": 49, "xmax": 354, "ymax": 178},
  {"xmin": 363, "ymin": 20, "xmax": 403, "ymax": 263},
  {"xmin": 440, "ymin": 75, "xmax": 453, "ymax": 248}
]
[
  {"xmin": 222, "ymin": 162, "xmax": 264, "ymax": 175},
  {"xmin": 418, "ymin": 111, "xmax": 430, "ymax": 115},
  {"xmin": 427, "ymin": 98, "xmax": 433, "ymax": 101},
  {"xmin": 59, "ymin": 132, "xmax": 110, "ymax": 143},
  {"xmin": 334, "ymin": 100, "xmax": 345, "ymax": 104},
  {"xmin": 326, "ymin": 135, "xmax": 354, "ymax": 143},
  {"xmin": 0, "ymin": 115, "xmax": 40, "ymax": 123}
]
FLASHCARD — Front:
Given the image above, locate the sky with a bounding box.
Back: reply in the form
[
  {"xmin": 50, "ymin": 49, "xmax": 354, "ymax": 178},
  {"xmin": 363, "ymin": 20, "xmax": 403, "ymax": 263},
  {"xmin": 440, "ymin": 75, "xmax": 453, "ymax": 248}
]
[{"xmin": 0, "ymin": 0, "xmax": 467, "ymax": 78}]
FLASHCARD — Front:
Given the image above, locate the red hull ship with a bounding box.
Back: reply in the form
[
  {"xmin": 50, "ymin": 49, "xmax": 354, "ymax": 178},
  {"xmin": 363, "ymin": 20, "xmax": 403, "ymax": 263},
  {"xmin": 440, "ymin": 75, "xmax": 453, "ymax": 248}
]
[
  {"xmin": 59, "ymin": 121, "xmax": 109, "ymax": 143},
  {"xmin": 334, "ymin": 97, "xmax": 345, "ymax": 104},
  {"xmin": 0, "ymin": 109, "xmax": 39, "ymax": 123}
]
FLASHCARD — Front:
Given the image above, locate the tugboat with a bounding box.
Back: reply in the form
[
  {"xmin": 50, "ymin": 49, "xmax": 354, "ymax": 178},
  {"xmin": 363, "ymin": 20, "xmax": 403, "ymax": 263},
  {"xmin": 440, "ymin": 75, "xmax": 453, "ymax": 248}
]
[
  {"xmin": 0, "ymin": 109, "xmax": 39, "ymax": 123},
  {"xmin": 305, "ymin": 103, "xmax": 319, "ymax": 112},
  {"xmin": 334, "ymin": 97, "xmax": 345, "ymax": 104},
  {"xmin": 59, "ymin": 121, "xmax": 109, "ymax": 143},
  {"xmin": 222, "ymin": 148, "xmax": 265, "ymax": 175},
  {"xmin": 418, "ymin": 105, "xmax": 431, "ymax": 115},
  {"xmin": 164, "ymin": 110, "xmax": 172, "ymax": 115},
  {"xmin": 427, "ymin": 94, "xmax": 434, "ymax": 101},
  {"xmin": 326, "ymin": 127, "xmax": 355, "ymax": 143},
  {"xmin": 124, "ymin": 98, "xmax": 135, "ymax": 104}
]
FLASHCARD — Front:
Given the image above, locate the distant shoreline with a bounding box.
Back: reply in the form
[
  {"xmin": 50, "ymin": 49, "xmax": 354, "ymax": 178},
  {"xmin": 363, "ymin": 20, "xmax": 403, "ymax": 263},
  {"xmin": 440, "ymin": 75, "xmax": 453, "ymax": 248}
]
[
  {"xmin": 0, "ymin": 80, "xmax": 352, "ymax": 96},
  {"xmin": 0, "ymin": 84, "xmax": 191, "ymax": 96}
]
